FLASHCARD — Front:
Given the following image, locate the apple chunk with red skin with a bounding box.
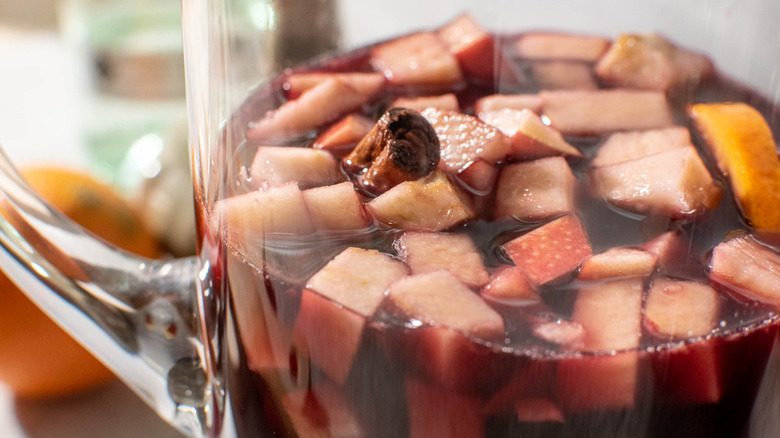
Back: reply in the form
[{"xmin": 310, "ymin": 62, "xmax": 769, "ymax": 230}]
[
  {"xmin": 371, "ymin": 32, "xmax": 463, "ymax": 87},
  {"xmin": 479, "ymin": 109, "xmax": 582, "ymax": 160},
  {"xmin": 590, "ymin": 145, "xmax": 722, "ymax": 219},
  {"xmin": 281, "ymin": 381, "xmax": 364, "ymax": 437},
  {"xmin": 437, "ymin": 13, "xmax": 496, "ymax": 83},
  {"xmin": 709, "ymin": 234, "xmax": 780, "ymax": 307},
  {"xmin": 396, "ymin": 231, "xmax": 490, "ymax": 288},
  {"xmin": 366, "ymin": 171, "xmax": 475, "ymax": 231},
  {"xmin": 577, "ymin": 247, "xmax": 657, "ymax": 281},
  {"xmin": 293, "ymin": 247, "xmax": 407, "ymax": 384},
  {"xmin": 387, "ymin": 271, "xmax": 507, "ymax": 393},
  {"xmin": 644, "ymin": 278, "xmax": 724, "ymax": 404},
  {"xmin": 475, "ymin": 94, "xmax": 543, "ymax": 115},
  {"xmin": 480, "ymin": 266, "xmax": 540, "ymax": 303},
  {"xmin": 250, "ymin": 146, "xmax": 342, "ymax": 189},
  {"xmin": 557, "ymin": 278, "xmax": 643, "ymax": 413},
  {"xmin": 591, "ymin": 126, "xmax": 691, "ymax": 168},
  {"xmin": 390, "ymin": 93, "xmax": 460, "ymax": 112},
  {"xmin": 312, "ymin": 113, "xmax": 375, "ymax": 154},
  {"xmin": 283, "ymin": 72, "xmax": 385, "ymax": 100},
  {"xmin": 516, "ymin": 33, "xmax": 610, "ymax": 62},
  {"xmin": 301, "ymin": 182, "xmax": 369, "ymax": 231},
  {"xmin": 495, "ymin": 157, "xmax": 577, "ymax": 222}
]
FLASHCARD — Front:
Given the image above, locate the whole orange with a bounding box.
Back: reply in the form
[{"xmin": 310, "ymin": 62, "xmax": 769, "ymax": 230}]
[{"xmin": 0, "ymin": 166, "xmax": 164, "ymax": 399}]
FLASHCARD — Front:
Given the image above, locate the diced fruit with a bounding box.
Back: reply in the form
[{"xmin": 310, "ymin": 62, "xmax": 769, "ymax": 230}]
[
  {"xmin": 480, "ymin": 266, "xmax": 540, "ymax": 303},
  {"xmin": 388, "ymin": 271, "xmax": 505, "ymax": 340},
  {"xmin": 515, "ymin": 399, "xmax": 565, "ymax": 424},
  {"xmin": 531, "ymin": 318, "xmax": 585, "ymax": 348},
  {"xmin": 281, "ymin": 381, "xmax": 364, "ymax": 437},
  {"xmin": 474, "ymin": 94, "xmax": 543, "ymax": 115},
  {"xmin": 396, "ymin": 232, "xmax": 490, "ymax": 288},
  {"xmin": 502, "ymin": 214, "xmax": 593, "ymax": 285},
  {"xmin": 650, "ymin": 340, "xmax": 723, "ymax": 405},
  {"xmin": 710, "ymin": 234, "xmax": 780, "ymax": 306},
  {"xmin": 312, "ymin": 113, "xmax": 375, "ymax": 153},
  {"xmin": 301, "ymin": 182, "xmax": 369, "ymax": 230},
  {"xmin": 437, "ymin": 14, "xmax": 495, "ymax": 82},
  {"xmin": 250, "ymin": 146, "xmax": 342, "ymax": 188},
  {"xmin": 344, "ymin": 108, "xmax": 440, "ymax": 194},
  {"xmin": 366, "ymin": 171, "xmax": 475, "ymax": 231},
  {"xmin": 577, "ymin": 247, "xmax": 657, "ymax": 281},
  {"xmin": 457, "ymin": 159, "xmax": 498, "ymax": 195},
  {"xmin": 405, "ymin": 379, "xmax": 485, "ymax": 438},
  {"xmin": 494, "ymin": 157, "xmax": 577, "ymax": 222},
  {"xmin": 421, "ymin": 108, "xmax": 512, "ymax": 173},
  {"xmin": 371, "ymin": 32, "xmax": 464, "ymax": 87},
  {"xmin": 590, "ymin": 145, "xmax": 722, "ymax": 218},
  {"xmin": 541, "ymin": 89, "xmax": 674, "ymax": 136},
  {"xmin": 218, "ymin": 182, "xmax": 314, "ymax": 240},
  {"xmin": 482, "ymin": 360, "xmax": 555, "ymax": 415},
  {"xmin": 591, "ymin": 126, "xmax": 691, "ymax": 167},
  {"xmin": 531, "ymin": 61, "xmax": 597, "ymax": 90},
  {"xmin": 640, "ymin": 230, "xmax": 691, "ymax": 273},
  {"xmin": 644, "ymin": 278, "xmax": 721, "ymax": 340},
  {"xmin": 247, "ymin": 77, "xmax": 372, "ymax": 141},
  {"xmin": 283, "ymin": 72, "xmax": 385, "ymax": 100},
  {"xmin": 516, "ymin": 33, "xmax": 610, "ymax": 62},
  {"xmin": 557, "ymin": 278, "xmax": 643, "ymax": 412},
  {"xmin": 294, "ymin": 247, "xmax": 407, "ymax": 382},
  {"xmin": 689, "ymin": 103, "xmax": 780, "ymax": 243},
  {"xmin": 479, "ymin": 109, "xmax": 582, "ymax": 160},
  {"xmin": 390, "ymin": 93, "xmax": 460, "ymax": 112}
]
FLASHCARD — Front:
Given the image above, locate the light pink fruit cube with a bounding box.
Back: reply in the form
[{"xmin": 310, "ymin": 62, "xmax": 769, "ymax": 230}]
[
  {"xmin": 541, "ymin": 89, "xmax": 674, "ymax": 136},
  {"xmin": 281, "ymin": 381, "xmax": 364, "ymax": 437},
  {"xmin": 515, "ymin": 399, "xmax": 565, "ymax": 424},
  {"xmin": 577, "ymin": 247, "xmax": 657, "ymax": 281},
  {"xmin": 644, "ymin": 278, "xmax": 721, "ymax": 340},
  {"xmin": 475, "ymin": 94, "xmax": 543, "ymax": 115},
  {"xmin": 371, "ymin": 32, "xmax": 463, "ymax": 87},
  {"xmin": 531, "ymin": 61, "xmax": 597, "ymax": 90},
  {"xmin": 301, "ymin": 182, "xmax": 368, "ymax": 231},
  {"xmin": 456, "ymin": 159, "xmax": 498, "ymax": 195},
  {"xmin": 480, "ymin": 109, "xmax": 582, "ymax": 160},
  {"xmin": 595, "ymin": 35, "xmax": 676, "ymax": 91},
  {"xmin": 390, "ymin": 93, "xmax": 460, "ymax": 112},
  {"xmin": 480, "ymin": 266, "xmax": 540, "ymax": 303},
  {"xmin": 218, "ymin": 182, "xmax": 315, "ymax": 239},
  {"xmin": 421, "ymin": 108, "xmax": 511, "ymax": 173},
  {"xmin": 367, "ymin": 171, "xmax": 475, "ymax": 231},
  {"xmin": 283, "ymin": 72, "xmax": 385, "ymax": 100},
  {"xmin": 437, "ymin": 13, "xmax": 496, "ymax": 83},
  {"xmin": 312, "ymin": 113, "xmax": 375, "ymax": 153},
  {"xmin": 557, "ymin": 278, "xmax": 643, "ymax": 412},
  {"xmin": 516, "ymin": 33, "xmax": 610, "ymax": 62},
  {"xmin": 640, "ymin": 230, "xmax": 691, "ymax": 271},
  {"xmin": 495, "ymin": 157, "xmax": 577, "ymax": 222},
  {"xmin": 294, "ymin": 247, "xmax": 407, "ymax": 383},
  {"xmin": 591, "ymin": 126, "xmax": 691, "ymax": 167},
  {"xmin": 532, "ymin": 318, "xmax": 585, "ymax": 348},
  {"xmin": 250, "ymin": 146, "xmax": 342, "ymax": 189},
  {"xmin": 396, "ymin": 232, "xmax": 489, "ymax": 288},
  {"xmin": 710, "ymin": 234, "xmax": 780, "ymax": 306},
  {"xmin": 247, "ymin": 77, "xmax": 373, "ymax": 141},
  {"xmin": 590, "ymin": 145, "xmax": 722, "ymax": 218},
  {"xmin": 405, "ymin": 379, "xmax": 485, "ymax": 438},
  {"xmin": 502, "ymin": 214, "xmax": 592, "ymax": 285}
]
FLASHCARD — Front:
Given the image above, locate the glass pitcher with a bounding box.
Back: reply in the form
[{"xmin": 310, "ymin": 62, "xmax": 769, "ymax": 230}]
[{"xmin": 0, "ymin": 0, "xmax": 779, "ymax": 437}]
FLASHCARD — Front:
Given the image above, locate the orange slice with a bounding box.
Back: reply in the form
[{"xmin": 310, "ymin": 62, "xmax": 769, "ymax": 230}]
[{"xmin": 689, "ymin": 102, "xmax": 780, "ymax": 243}]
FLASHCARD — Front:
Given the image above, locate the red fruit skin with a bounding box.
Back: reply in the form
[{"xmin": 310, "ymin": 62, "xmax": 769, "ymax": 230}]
[
  {"xmin": 437, "ymin": 14, "xmax": 496, "ymax": 83},
  {"xmin": 457, "ymin": 159, "xmax": 499, "ymax": 196},
  {"xmin": 281, "ymin": 381, "xmax": 364, "ymax": 437},
  {"xmin": 480, "ymin": 265, "xmax": 540, "ymax": 303},
  {"xmin": 406, "ymin": 378, "xmax": 485, "ymax": 438},
  {"xmin": 312, "ymin": 113, "xmax": 374, "ymax": 155}
]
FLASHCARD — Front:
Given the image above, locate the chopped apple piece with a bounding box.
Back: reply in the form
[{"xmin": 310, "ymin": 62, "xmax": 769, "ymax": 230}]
[
  {"xmin": 312, "ymin": 113, "xmax": 375, "ymax": 153},
  {"xmin": 294, "ymin": 247, "xmax": 407, "ymax": 382},
  {"xmin": 650, "ymin": 340, "xmax": 723, "ymax": 405},
  {"xmin": 531, "ymin": 61, "xmax": 597, "ymax": 90},
  {"xmin": 577, "ymin": 247, "xmax": 657, "ymax": 281},
  {"xmin": 573, "ymin": 278, "xmax": 644, "ymax": 352},
  {"xmin": 457, "ymin": 159, "xmax": 498, "ymax": 195},
  {"xmin": 301, "ymin": 182, "xmax": 368, "ymax": 231},
  {"xmin": 479, "ymin": 109, "xmax": 582, "ymax": 160},
  {"xmin": 502, "ymin": 214, "xmax": 593, "ymax": 285},
  {"xmin": 390, "ymin": 93, "xmax": 460, "ymax": 112},
  {"xmin": 283, "ymin": 72, "xmax": 385, "ymax": 100},
  {"xmin": 218, "ymin": 182, "xmax": 314, "ymax": 239},
  {"xmin": 421, "ymin": 108, "xmax": 511, "ymax": 173},
  {"xmin": 281, "ymin": 381, "xmax": 364, "ymax": 437},
  {"xmin": 405, "ymin": 379, "xmax": 485, "ymax": 438},
  {"xmin": 591, "ymin": 126, "xmax": 691, "ymax": 167},
  {"xmin": 437, "ymin": 14, "xmax": 496, "ymax": 83},
  {"xmin": 541, "ymin": 89, "xmax": 674, "ymax": 136},
  {"xmin": 640, "ymin": 230, "xmax": 692, "ymax": 273},
  {"xmin": 590, "ymin": 145, "xmax": 722, "ymax": 218},
  {"xmin": 366, "ymin": 171, "xmax": 475, "ymax": 231},
  {"xmin": 475, "ymin": 94, "xmax": 543, "ymax": 115},
  {"xmin": 689, "ymin": 102, "xmax": 780, "ymax": 243},
  {"xmin": 250, "ymin": 146, "xmax": 342, "ymax": 188},
  {"xmin": 515, "ymin": 399, "xmax": 565, "ymax": 424},
  {"xmin": 516, "ymin": 33, "xmax": 610, "ymax": 62},
  {"xmin": 396, "ymin": 232, "xmax": 490, "ymax": 288},
  {"xmin": 644, "ymin": 278, "xmax": 721, "ymax": 340},
  {"xmin": 480, "ymin": 266, "xmax": 540, "ymax": 303},
  {"xmin": 532, "ymin": 318, "xmax": 585, "ymax": 348},
  {"xmin": 710, "ymin": 234, "xmax": 780, "ymax": 306},
  {"xmin": 247, "ymin": 77, "xmax": 372, "ymax": 141},
  {"xmin": 371, "ymin": 32, "xmax": 463, "ymax": 87},
  {"xmin": 495, "ymin": 157, "xmax": 577, "ymax": 222}
]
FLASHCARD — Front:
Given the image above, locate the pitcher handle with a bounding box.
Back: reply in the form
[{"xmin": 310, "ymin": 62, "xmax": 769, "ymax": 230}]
[{"xmin": 0, "ymin": 146, "xmax": 215, "ymax": 437}]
